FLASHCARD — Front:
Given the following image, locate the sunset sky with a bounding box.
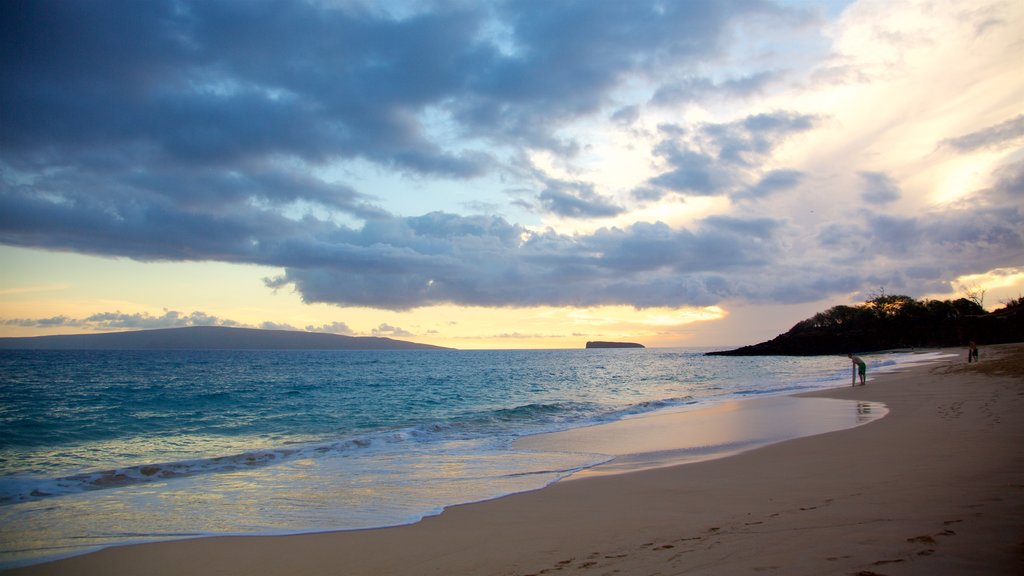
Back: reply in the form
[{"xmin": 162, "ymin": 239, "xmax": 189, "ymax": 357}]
[{"xmin": 1, "ymin": 0, "xmax": 1022, "ymax": 349}]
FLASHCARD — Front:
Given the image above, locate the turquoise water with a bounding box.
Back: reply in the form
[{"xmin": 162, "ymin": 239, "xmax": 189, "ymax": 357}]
[{"xmin": 0, "ymin": 348, "xmax": 913, "ymax": 567}]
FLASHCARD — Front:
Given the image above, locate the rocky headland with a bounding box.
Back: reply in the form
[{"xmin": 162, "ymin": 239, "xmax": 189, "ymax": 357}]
[{"xmin": 709, "ymin": 294, "xmax": 1023, "ymax": 356}]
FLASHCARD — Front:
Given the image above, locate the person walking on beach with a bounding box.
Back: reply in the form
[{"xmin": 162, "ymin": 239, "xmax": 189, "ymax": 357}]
[
  {"xmin": 968, "ymin": 341, "xmax": 979, "ymax": 363},
  {"xmin": 849, "ymin": 353, "xmax": 866, "ymax": 386}
]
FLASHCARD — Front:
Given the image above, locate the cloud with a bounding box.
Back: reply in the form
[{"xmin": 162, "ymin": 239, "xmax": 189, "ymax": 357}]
[
  {"xmin": 650, "ymin": 71, "xmax": 779, "ymax": 106},
  {"xmin": 2, "ymin": 315, "xmax": 76, "ymax": 328},
  {"xmin": 85, "ymin": 310, "xmax": 245, "ymax": 329},
  {"xmin": 643, "ymin": 111, "xmax": 817, "ymax": 198},
  {"xmin": 2, "ymin": 0, "xmax": 791, "ymax": 177},
  {"xmin": 812, "ymin": 165, "xmax": 1024, "ymax": 287},
  {"xmin": 736, "ymin": 169, "xmax": 805, "ymax": 200},
  {"xmin": 259, "ymin": 321, "xmax": 301, "ymax": 332},
  {"xmin": 991, "ymin": 160, "xmax": 1024, "ymax": 200},
  {"xmin": 536, "ymin": 180, "xmax": 624, "ymax": 218},
  {"xmin": 6, "ymin": 162, "xmax": 1022, "ymax": 314},
  {"xmin": 258, "ymin": 212, "xmax": 792, "ymax": 310},
  {"xmin": 1, "ymin": 1, "xmax": 494, "ymax": 176},
  {"xmin": 307, "ymin": 321, "xmax": 355, "ymax": 336},
  {"xmin": 610, "ymin": 105, "xmax": 641, "ymax": 126},
  {"xmin": 647, "ymin": 146, "xmax": 731, "ymax": 198},
  {"xmin": 1, "ymin": 0, "xmax": 1022, "ymax": 321},
  {"xmin": 0, "ymin": 0, "xmax": 801, "ymax": 255},
  {"xmin": 372, "ymin": 323, "xmax": 414, "ymax": 338},
  {"xmin": 448, "ymin": 1, "xmax": 794, "ymax": 151},
  {"xmin": 1, "ymin": 310, "xmax": 244, "ymax": 330},
  {"xmin": 940, "ymin": 114, "xmax": 1024, "ymax": 153},
  {"xmin": 2, "ymin": 311, "xmax": 368, "ymax": 337},
  {"xmin": 859, "ymin": 171, "xmax": 901, "ymax": 204}
]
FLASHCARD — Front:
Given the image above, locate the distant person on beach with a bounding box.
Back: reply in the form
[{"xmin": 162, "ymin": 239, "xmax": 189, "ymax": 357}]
[
  {"xmin": 968, "ymin": 341, "xmax": 979, "ymax": 363},
  {"xmin": 848, "ymin": 353, "xmax": 866, "ymax": 386}
]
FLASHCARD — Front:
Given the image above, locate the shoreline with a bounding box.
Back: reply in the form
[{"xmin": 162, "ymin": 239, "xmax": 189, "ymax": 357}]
[
  {"xmin": 0, "ymin": 350, "xmax": 903, "ymax": 569},
  {"xmin": 515, "ymin": 395, "xmax": 888, "ymax": 479},
  {"xmin": 6, "ymin": 344, "xmax": 1023, "ymax": 575},
  {"xmin": 0, "ymin": 349, "xmax": 905, "ymax": 569},
  {"xmin": 514, "ymin": 348, "xmax": 956, "ymax": 480}
]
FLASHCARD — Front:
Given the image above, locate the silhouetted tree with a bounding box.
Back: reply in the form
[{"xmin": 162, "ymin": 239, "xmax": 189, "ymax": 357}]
[{"xmin": 710, "ymin": 293, "xmax": 1021, "ymax": 356}]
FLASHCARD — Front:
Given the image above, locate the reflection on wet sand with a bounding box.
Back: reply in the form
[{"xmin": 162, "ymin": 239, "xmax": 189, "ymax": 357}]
[{"xmin": 516, "ymin": 396, "xmax": 889, "ymax": 477}]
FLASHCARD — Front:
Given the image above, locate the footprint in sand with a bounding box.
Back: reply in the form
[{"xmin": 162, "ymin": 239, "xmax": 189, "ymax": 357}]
[
  {"xmin": 908, "ymin": 525, "xmax": 958, "ymax": 546},
  {"xmin": 937, "ymin": 401, "xmax": 964, "ymax": 420}
]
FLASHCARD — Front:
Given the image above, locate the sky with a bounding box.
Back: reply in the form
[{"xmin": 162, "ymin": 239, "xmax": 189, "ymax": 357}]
[{"xmin": 1, "ymin": 0, "xmax": 1022, "ymax": 349}]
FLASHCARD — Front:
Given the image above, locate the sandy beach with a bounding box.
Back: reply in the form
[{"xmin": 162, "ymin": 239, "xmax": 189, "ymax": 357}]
[{"xmin": 7, "ymin": 344, "xmax": 1023, "ymax": 576}]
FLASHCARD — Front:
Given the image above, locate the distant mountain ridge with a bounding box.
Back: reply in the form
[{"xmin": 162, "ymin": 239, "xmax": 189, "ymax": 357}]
[{"xmin": 0, "ymin": 326, "xmax": 450, "ymax": 351}]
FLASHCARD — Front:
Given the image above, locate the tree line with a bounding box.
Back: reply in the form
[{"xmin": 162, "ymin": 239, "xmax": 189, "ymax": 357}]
[{"xmin": 710, "ymin": 294, "xmax": 1024, "ymax": 356}]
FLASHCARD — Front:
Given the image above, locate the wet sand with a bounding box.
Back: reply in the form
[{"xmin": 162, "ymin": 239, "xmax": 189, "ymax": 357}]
[
  {"xmin": 7, "ymin": 344, "xmax": 1023, "ymax": 575},
  {"xmin": 515, "ymin": 395, "xmax": 888, "ymax": 477}
]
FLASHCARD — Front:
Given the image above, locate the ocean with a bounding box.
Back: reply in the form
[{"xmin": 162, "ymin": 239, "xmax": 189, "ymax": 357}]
[{"xmin": 0, "ymin": 348, "xmax": 933, "ymax": 568}]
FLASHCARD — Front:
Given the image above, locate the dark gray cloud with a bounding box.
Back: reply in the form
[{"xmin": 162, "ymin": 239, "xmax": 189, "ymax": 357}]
[
  {"xmin": 756, "ymin": 268, "xmax": 864, "ymax": 305},
  {"xmin": 537, "ymin": 181, "xmax": 625, "ymax": 218},
  {"xmin": 650, "ymin": 71, "xmax": 779, "ymax": 106},
  {"xmin": 859, "ymin": 171, "xmax": 901, "ymax": 204},
  {"xmin": 647, "ymin": 146, "xmax": 734, "ymax": 197},
  {"xmin": 0, "ymin": 174, "xmax": 310, "ymax": 263},
  {"xmin": 736, "ymin": 169, "xmax": 805, "ymax": 200},
  {"xmin": 643, "ymin": 111, "xmax": 817, "ymax": 199},
  {"xmin": 0, "ymin": 0, "xmax": 795, "ymax": 244},
  {"xmin": 940, "ymin": 114, "xmax": 1024, "ymax": 153},
  {"xmin": 713, "ymin": 112, "xmax": 818, "ymax": 165},
  {"xmin": 2, "ymin": 0, "xmax": 1021, "ymax": 315},
  {"xmin": 610, "ymin": 105, "xmax": 641, "ymax": 126},
  {"xmin": 258, "ymin": 212, "xmax": 791, "ymax": 310},
  {"xmin": 813, "ymin": 164, "xmax": 1024, "ymax": 287},
  {"xmin": 1, "ymin": 1, "xmax": 492, "ymax": 176},
  {"xmin": 991, "ymin": 160, "xmax": 1024, "ymax": 199},
  {"xmin": 787, "ymin": 160, "xmax": 1024, "ymax": 303},
  {"xmin": 450, "ymin": 0, "xmax": 791, "ymax": 151},
  {"xmin": 4, "ymin": 0, "xmax": 784, "ymax": 171}
]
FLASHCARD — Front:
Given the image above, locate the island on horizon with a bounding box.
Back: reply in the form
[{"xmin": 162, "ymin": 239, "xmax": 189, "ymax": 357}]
[
  {"xmin": 586, "ymin": 341, "xmax": 645, "ymax": 349},
  {"xmin": 0, "ymin": 325, "xmax": 450, "ymax": 351}
]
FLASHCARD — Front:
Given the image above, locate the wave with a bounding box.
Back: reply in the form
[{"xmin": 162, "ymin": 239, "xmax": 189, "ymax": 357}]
[
  {"xmin": 0, "ymin": 448, "xmax": 301, "ymax": 504},
  {"xmin": 7, "ymin": 351, "xmax": 934, "ymax": 507},
  {"xmin": 3, "ymin": 350, "xmax": 933, "ymax": 507},
  {"xmin": 0, "ymin": 395, "xmax": 702, "ymax": 505}
]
